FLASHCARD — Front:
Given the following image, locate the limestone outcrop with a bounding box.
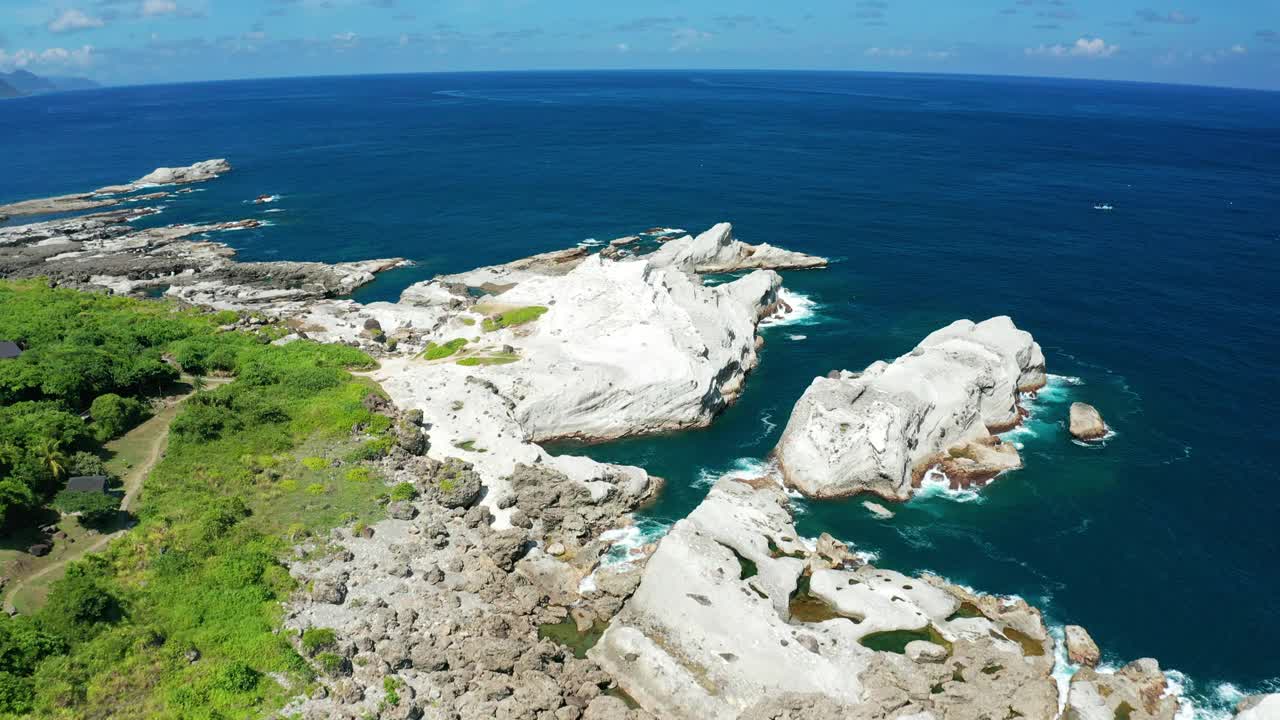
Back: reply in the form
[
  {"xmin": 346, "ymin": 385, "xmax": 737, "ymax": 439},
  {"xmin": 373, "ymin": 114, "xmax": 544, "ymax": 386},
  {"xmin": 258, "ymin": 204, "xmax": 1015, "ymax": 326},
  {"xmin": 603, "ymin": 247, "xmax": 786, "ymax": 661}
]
[
  {"xmin": 589, "ymin": 477, "xmax": 1061, "ymax": 720},
  {"xmin": 647, "ymin": 222, "xmax": 828, "ymax": 273},
  {"xmin": 773, "ymin": 317, "xmax": 1044, "ymax": 500},
  {"xmin": 1064, "ymin": 659, "xmax": 1180, "ymax": 720},
  {"xmin": 0, "ymin": 158, "xmax": 233, "ymax": 219},
  {"xmin": 1069, "ymin": 402, "xmax": 1108, "ymax": 441},
  {"xmin": 1234, "ymin": 695, "xmax": 1280, "ymax": 720}
]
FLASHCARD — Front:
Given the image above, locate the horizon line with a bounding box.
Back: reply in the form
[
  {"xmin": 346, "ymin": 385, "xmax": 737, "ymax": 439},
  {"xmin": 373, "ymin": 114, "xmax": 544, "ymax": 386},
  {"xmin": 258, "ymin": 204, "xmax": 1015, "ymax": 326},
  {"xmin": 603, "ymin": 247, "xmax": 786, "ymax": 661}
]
[{"xmin": 9, "ymin": 66, "xmax": 1278, "ymax": 97}]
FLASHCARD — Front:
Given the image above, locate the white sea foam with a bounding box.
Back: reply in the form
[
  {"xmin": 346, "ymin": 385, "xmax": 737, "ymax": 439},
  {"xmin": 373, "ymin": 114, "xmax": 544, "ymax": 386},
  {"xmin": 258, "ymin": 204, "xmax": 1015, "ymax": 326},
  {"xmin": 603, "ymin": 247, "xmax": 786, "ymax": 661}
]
[
  {"xmin": 761, "ymin": 288, "xmax": 820, "ymax": 328},
  {"xmin": 597, "ymin": 517, "xmax": 671, "ymax": 568},
  {"xmin": 695, "ymin": 457, "xmax": 774, "ymax": 488},
  {"xmin": 263, "ymin": 208, "xmax": 286, "ymax": 214},
  {"xmin": 576, "ymin": 237, "xmax": 603, "ymax": 248},
  {"xmin": 247, "ymin": 194, "xmax": 280, "ymax": 204},
  {"xmin": 641, "ymin": 227, "xmax": 685, "ymax": 236},
  {"xmin": 1047, "ymin": 624, "xmax": 1078, "ymax": 712},
  {"xmin": 912, "ymin": 467, "xmax": 986, "ymax": 504}
]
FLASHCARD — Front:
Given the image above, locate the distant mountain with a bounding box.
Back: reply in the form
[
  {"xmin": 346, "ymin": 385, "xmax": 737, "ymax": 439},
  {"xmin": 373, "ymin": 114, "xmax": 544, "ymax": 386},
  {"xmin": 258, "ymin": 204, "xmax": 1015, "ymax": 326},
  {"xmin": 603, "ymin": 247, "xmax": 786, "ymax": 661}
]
[{"xmin": 0, "ymin": 69, "xmax": 99, "ymax": 98}]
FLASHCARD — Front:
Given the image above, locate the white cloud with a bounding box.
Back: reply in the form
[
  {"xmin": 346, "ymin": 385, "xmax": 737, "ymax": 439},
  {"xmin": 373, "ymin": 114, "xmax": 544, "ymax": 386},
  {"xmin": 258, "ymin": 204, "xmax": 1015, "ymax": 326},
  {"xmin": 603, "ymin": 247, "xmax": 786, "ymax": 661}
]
[
  {"xmin": 333, "ymin": 32, "xmax": 358, "ymax": 42},
  {"xmin": 141, "ymin": 0, "xmax": 178, "ymax": 17},
  {"xmin": 48, "ymin": 9, "xmax": 105, "ymax": 33},
  {"xmin": 615, "ymin": 42, "xmax": 630, "ymax": 53},
  {"xmin": 669, "ymin": 27, "xmax": 712, "ymax": 52},
  {"xmin": 0, "ymin": 45, "xmax": 94, "ymax": 71},
  {"xmin": 926, "ymin": 50, "xmax": 953, "ymax": 60},
  {"xmin": 1026, "ymin": 37, "xmax": 1118, "ymax": 58},
  {"xmin": 1231, "ymin": 44, "xmax": 1247, "ymax": 54},
  {"xmin": 865, "ymin": 46, "xmax": 912, "ymax": 57}
]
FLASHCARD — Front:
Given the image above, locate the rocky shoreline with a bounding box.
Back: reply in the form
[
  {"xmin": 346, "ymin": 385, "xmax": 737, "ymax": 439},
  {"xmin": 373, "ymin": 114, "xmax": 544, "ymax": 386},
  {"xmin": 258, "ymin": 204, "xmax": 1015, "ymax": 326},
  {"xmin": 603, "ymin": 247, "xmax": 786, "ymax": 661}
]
[{"xmin": 1, "ymin": 162, "xmax": 1270, "ymax": 720}]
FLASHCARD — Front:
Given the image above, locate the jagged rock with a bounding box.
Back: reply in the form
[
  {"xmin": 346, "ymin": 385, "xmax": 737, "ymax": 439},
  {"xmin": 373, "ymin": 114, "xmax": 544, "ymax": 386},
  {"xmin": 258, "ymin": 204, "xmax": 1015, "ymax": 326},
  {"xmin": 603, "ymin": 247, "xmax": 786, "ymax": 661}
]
[
  {"xmin": 1070, "ymin": 402, "xmax": 1108, "ymax": 441},
  {"xmin": 387, "ymin": 501, "xmax": 418, "ymax": 521},
  {"xmin": 311, "ymin": 576, "xmax": 348, "ymax": 604},
  {"xmin": 484, "ymin": 529, "xmax": 530, "ymax": 571},
  {"xmin": 775, "ymin": 317, "xmax": 1045, "ymax": 500},
  {"xmin": 647, "ymin": 223, "xmax": 828, "ymax": 273},
  {"xmin": 1065, "ymin": 624, "xmax": 1101, "ymax": 667},
  {"xmin": 1065, "ymin": 659, "xmax": 1180, "ymax": 720},
  {"xmin": 427, "ymin": 458, "xmax": 483, "ymax": 509},
  {"xmin": 813, "ymin": 533, "xmax": 859, "ymax": 569},
  {"xmin": 396, "ymin": 421, "xmax": 428, "ymax": 456}
]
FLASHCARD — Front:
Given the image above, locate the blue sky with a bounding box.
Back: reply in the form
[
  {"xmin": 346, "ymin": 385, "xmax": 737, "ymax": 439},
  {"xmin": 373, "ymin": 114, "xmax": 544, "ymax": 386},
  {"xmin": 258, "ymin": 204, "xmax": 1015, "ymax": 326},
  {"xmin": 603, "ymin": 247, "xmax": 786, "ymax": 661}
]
[{"xmin": 2, "ymin": 0, "xmax": 1277, "ymax": 90}]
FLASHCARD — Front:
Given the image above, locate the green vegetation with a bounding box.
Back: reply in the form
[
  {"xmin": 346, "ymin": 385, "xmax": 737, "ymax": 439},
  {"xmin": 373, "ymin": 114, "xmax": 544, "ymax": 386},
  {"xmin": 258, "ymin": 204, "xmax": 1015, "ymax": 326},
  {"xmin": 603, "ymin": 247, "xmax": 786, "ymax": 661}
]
[
  {"xmin": 456, "ymin": 352, "xmax": 520, "ymax": 366},
  {"xmin": 421, "ymin": 338, "xmax": 468, "ymax": 361},
  {"xmin": 382, "ymin": 676, "xmax": 402, "ymax": 707},
  {"xmin": 300, "ymin": 627, "xmax": 336, "ymax": 656},
  {"xmin": 0, "ymin": 281, "xmax": 226, "ymax": 530},
  {"xmin": 49, "ymin": 492, "xmax": 119, "ymax": 529},
  {"xmin": 452, "ymin": 440, "xmax": 485, "ymax": 453},
  {"xmin": 480, "ymin": 305, "xmax": 547, "ymax": 332},
  {"xmin": 389, "ymin": 483, "xmax": 417, "ymax": 502},
  {"xmin": 0, "ymin": 280, "xmax": 393, "ymax": 719}
]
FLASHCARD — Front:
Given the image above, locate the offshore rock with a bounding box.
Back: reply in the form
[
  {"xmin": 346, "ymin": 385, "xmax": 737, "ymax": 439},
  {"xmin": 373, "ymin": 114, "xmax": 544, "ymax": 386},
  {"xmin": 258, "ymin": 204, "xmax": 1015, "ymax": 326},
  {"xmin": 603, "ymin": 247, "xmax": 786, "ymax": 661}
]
[
  {"xmin": 1069, "ymin": 402, "xmax": 1108, "ymax": 441},
  {"xmin": 774, "ymin": 316, "xmax": 1044, "ymax": 500}
]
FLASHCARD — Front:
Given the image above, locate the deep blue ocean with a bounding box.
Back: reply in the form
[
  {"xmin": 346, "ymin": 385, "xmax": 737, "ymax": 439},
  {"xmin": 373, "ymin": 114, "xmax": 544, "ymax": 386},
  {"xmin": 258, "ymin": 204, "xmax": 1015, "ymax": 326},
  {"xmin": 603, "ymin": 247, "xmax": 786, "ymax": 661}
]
[{"xmin": 3, "ymin": 71, "xmax": 1278, "ymax": 713}]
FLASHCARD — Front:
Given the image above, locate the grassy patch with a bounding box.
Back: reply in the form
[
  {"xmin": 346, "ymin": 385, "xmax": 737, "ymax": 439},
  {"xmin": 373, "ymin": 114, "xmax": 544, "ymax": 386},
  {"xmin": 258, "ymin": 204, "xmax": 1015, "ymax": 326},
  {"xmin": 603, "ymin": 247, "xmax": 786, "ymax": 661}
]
[
  {"xmin": 481, "ymin": 306, "xmax": 547, "ymax": 332},
  {"xmin": 421, "ymin": 338, "xmax": 468, "ymax": 361},
  {"xmin": 456, "ymin": 352, "xmax": 520, "ymax": 367},
  {"xmin": 452, "ymin": 440, "xmax": 486, "ymax": 453}
]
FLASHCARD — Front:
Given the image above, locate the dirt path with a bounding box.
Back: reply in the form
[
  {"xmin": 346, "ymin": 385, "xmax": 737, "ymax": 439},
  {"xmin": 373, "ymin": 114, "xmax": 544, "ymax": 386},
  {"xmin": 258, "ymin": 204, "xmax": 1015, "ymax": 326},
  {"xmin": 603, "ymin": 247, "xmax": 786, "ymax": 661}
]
[{"xmin": 2, "ymin": 378, "xmax": 229, "ymax": 614}]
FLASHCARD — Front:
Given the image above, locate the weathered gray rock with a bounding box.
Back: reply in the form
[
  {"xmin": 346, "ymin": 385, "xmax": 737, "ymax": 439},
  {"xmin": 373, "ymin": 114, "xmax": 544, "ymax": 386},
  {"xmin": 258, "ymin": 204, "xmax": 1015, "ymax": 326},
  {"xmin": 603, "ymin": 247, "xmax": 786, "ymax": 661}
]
[
  {"xmin": 774, "ymin": 317, "xmax": 1044, "ymax": 500},
  {"xmin": 1069, "ymin": 402, "xmax": 1108, "ymax": 441},
  {"xmin": 426, "ymin": 458, "xmax": 483, "ymax": 509}
]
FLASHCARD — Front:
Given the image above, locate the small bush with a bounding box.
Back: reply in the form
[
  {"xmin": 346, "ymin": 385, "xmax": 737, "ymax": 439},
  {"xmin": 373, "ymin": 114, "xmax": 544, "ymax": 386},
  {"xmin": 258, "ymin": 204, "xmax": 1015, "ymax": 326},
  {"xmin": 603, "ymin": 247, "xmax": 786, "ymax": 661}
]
[
  {"xmin": 344, "ymin": 467, "xmax": 372, "ymax": 483},
  {"xmin": 389, "ymin": 483, "xmax": 417, "ymax": 502},
  {"xmin": 51, "ymin": 491, "xmax": 119, "ymax": 527},
  {"xmin": 89, "ymin": 393, "xmax": 148, "ymax": 441},
  {"xmin": 301, "ymin": 456, "xmax": 328, "ymax": 471},
  {"xmin": 301, "ymin": 627, "xmax": 337, "ymax": 655}
]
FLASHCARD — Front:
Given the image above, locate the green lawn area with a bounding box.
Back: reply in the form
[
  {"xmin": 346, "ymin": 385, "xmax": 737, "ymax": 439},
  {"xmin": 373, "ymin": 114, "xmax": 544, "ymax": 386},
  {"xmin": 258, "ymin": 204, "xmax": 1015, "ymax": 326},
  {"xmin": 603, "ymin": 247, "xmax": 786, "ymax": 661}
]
[{"xmin": 480, "ymin": 305, "xmax": 548, "ymax": 332}]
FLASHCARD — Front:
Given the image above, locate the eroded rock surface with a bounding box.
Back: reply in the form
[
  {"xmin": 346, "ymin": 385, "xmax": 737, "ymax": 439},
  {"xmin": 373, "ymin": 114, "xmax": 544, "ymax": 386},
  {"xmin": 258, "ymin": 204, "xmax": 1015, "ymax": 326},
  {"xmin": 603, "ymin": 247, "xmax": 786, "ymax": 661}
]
[
  {"xmin": 590, "ymin": 477, "xmax": 1061, "ymax": 720},
  {"xmin": 647, "ymin": 222, "xmax": 828, "ymax": 273},
  {"xmin": 774, "ymin": 317, "xmax": 1044, "ymax": 500}
]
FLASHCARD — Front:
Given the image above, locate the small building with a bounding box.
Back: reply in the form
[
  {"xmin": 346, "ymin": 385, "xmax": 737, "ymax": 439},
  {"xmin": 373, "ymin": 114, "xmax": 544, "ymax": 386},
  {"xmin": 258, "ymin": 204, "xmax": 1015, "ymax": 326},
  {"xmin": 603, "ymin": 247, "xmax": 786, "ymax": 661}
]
[
  {"xmin": 0, "ymin": 341, "xmax": 21, "ymax": 359},
  {"xmin": 65, "ymin": 475, "xmax": 107, "ymax": 494}
]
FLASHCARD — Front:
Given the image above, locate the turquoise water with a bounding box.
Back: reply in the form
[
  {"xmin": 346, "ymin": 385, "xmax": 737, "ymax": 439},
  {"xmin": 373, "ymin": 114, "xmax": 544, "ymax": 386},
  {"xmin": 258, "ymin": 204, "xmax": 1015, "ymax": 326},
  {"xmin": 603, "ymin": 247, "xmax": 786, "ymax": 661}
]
[{"xmin": 2, "ymin": 71, "xmax": 1278, "ymax": 712}]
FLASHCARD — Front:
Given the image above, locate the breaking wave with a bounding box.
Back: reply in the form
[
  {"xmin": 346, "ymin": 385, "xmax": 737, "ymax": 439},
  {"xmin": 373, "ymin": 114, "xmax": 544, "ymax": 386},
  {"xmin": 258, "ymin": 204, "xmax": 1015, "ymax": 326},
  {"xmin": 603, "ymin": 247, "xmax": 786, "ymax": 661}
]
[
  {"xmin": 912, "ymin": 467, "xmax": 986, "ymax": 504},
  {"xmin": 761, "ymin": 288, "xmax": 820, "ymax": 327}
]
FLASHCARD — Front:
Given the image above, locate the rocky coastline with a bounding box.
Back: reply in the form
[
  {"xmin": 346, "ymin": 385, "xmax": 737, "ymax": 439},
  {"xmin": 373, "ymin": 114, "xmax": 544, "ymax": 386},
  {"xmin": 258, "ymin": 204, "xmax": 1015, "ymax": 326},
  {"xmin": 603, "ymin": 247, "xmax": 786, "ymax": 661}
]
[{"xmin": 1, "ymin": 161, "xmax": 1270, "ymax": 720}]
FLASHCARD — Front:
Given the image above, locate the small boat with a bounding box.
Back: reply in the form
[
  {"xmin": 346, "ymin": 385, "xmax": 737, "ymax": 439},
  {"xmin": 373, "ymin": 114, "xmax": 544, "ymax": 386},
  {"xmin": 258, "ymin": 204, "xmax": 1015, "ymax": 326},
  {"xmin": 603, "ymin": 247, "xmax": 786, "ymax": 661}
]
[
  {"xmin": 253, "ymin": 194, "xmax": 277, "ymax": 204},
  {"xmin": 1093, "ymin": 204, "xmax": 1114, "ymax": 211}
]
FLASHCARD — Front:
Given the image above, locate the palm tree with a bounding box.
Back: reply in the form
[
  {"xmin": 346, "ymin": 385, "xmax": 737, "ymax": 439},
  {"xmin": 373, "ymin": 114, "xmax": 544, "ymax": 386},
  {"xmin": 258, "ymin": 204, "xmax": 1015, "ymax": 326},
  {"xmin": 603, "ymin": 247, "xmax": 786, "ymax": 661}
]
[
  {"xmin": 191, "ymin": 373, "xmax": 207, "ymax": 394},
  {"xmin": 34, "ymin": 438, "xmax": 68, "ymax": 481}
]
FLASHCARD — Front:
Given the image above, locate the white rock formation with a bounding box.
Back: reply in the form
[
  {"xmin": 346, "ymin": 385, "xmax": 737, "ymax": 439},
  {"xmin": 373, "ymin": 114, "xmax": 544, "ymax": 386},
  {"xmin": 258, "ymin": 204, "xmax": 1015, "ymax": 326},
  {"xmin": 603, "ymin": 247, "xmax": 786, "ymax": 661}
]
[
  {"xmin": 647, "ymin": 222, "xmax": 828, "ymax": 273},
  {"xmin": 589, "ymin": 477, "xmax": 1059, "ymax": 720},
  {"xmin": 774, "ymin": 317, "xmax": 1045, "ymax": 500},
  {"xmin": 131, "ymin": 158, "xmax": 232, "ymax": 187},
  {"xmin": 1065, "ymin": 624, "xmax": 1101, "ymax": 667}
]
